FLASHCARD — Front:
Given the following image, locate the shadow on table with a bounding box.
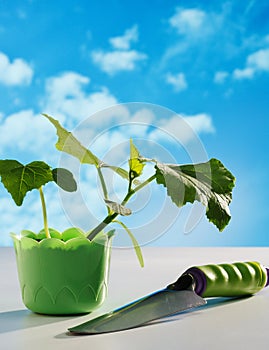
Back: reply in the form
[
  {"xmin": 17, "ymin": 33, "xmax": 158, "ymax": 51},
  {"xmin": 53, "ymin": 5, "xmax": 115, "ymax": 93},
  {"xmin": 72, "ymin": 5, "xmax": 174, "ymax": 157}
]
[{"xmin": 0, "ymin": 309, "xmax": 77, "ymax": 334}]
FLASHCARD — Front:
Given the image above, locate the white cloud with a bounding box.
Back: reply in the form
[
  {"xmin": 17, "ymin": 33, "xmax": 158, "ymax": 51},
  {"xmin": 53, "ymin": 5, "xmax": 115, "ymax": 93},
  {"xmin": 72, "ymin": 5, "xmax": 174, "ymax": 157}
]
[
  {"xmin": 169, "ymin": 8, "xmax": 206, "ymax": 36},
  {"xmin": 165, "ymin": 72, "xmax": 187, "ymax": 91},
  {"xmin": 45, "ymin": 71, "xmax": 90, "ymax": 100},
  {"xmin": 247, "ymin": 48, "xmax": 269, "ymax": 71},
  {"xmin": 42, "ymin": 71, "xmax": 118, "ymax": 125},
  {"xmin": 109, "ymin": 25, "xmax": 138, "ymax": 50},
  {"xmin": 91, "ymin": 25, "xmax": 147, "ymax": 75},
  {"xmin": 149, "ymin": 113, "xmax": 215, "ymax": 145},
  {"xmin": 0, "ymin": 52, "xmax": 33, "ymax": 86},
  {"xmin": 185, "ymin": 114, "xmax": 215, "ymax": 134},
  {"xmin": 160, "ymin": 7, "xmax": 222, "ymax": 70},
  {"xmin": 92, "ymin": 50, "xmax": 147, "ymax": 75},
  {"xmin": 0, "ymin": 109, "xmax": 57, "ymax": 163},
  {"xmin": 233, "ymin": 48, "xmax": 269, "ymax": 80},
  {"xmin": 0, "ymin": 72, "xmax": 118, "ymax": 160},
  {"xmin": 233, "ymin": 67, "xmax": 255, "ymax": 80},
  {"xmin": 214, "ymin": 71, "xmax": 229, "ymax": 84},
  {"xmin": 130, "ymin": 108, "xmax": 155, "ymax": 124}
]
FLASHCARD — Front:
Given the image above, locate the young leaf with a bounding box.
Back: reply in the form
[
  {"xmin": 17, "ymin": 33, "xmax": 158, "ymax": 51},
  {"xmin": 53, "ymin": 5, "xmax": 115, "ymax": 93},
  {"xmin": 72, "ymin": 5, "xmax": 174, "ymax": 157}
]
[
  {"xmin": 0, "ymin": 160, "xmax": 53, "ymax": 206},
  {"xmin": 104, "ymin": 199, "xmax": 132, "ymax": 216},
  {"xmin": 43, "ymin": 114, "xmax": 100, "ymax": 166},
  {"xmin": 155, "ymin": 158, "xmax": 235, "ymax": 231},
  {"xmin": 129, "ymin": 139, "xmax": 145, "ymax": 180},
  {"xmin": 52, "ymin": 168, "xmax": 77, "ymax": 192},
  {"xmin": 43, "ymin": 114, "xmax": 129, "ymax": 181}
]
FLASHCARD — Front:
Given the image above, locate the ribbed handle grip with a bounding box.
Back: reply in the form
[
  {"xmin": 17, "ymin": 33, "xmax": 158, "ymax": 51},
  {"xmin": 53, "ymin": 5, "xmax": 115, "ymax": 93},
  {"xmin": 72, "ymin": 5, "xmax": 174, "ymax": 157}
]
[{"xmin": 185, "ymin": 261, "xmax": 268, "ymax": 297}]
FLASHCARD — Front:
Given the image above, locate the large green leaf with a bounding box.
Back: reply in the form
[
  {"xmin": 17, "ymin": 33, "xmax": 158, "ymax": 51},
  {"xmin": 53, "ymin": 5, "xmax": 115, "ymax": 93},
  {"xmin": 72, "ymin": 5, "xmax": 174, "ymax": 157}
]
[
  {"xmin": 155, "ymin": 158, "xmax": 235, "ymax": 231},
  {"xmin": 0, "ymin": 160, "xmax": 53, "ymax": 206},
  {"xmin": 129, "ymin": 139, "xmax": 145, "ymax": 180}
]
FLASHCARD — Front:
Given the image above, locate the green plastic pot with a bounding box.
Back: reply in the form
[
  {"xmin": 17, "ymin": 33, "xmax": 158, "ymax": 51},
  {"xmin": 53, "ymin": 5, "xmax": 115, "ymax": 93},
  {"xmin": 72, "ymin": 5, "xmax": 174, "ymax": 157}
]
[{"xmin": 11, "ymin": 228, "xmax": 113, "ymax": 315}]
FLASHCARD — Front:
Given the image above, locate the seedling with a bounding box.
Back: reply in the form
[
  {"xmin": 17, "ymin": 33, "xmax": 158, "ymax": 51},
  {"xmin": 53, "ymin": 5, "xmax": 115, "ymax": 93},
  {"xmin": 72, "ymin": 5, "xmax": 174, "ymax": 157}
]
[{"xmin": 42, "ymin": 114, "xmax": 236, "ymax": 266}]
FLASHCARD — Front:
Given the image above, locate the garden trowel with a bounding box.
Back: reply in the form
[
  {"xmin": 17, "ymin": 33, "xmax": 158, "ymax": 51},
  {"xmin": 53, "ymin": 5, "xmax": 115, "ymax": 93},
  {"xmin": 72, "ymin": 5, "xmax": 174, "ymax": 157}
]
[{"xmin": 68, "ymin": 261, "xmax": 269, "ymax": 335}]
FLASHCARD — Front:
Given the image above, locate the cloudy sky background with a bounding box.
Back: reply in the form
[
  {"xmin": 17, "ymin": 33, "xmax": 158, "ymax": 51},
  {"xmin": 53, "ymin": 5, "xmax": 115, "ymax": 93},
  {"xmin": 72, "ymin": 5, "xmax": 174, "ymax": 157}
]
[{"xmin": 0, "ymin": 0, "xmax": 268, "ymax": 248}]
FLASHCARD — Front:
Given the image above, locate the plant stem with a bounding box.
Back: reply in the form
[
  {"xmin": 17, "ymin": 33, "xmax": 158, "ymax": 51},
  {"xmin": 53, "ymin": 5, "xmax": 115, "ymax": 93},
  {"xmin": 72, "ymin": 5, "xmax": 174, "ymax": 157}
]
[
  {"xmin": 39, "ymin": 186, "xmax": 50, "ymax": 239},
  {"xmin": 122, "ymin": 174, "xmax": 156, "ymax": 205},
  {"xmin": 97, "ymin": 165, "xmax": 111, "ymax": 214},
  {"xmin": 87, "ymin": 212, "xmax": 118, "ymax": 240},
  {"xmin": 97, "ymin": 166, "xmax": 109, "ymax": 199},
  {"xmin": 87, "ymin": 174, "xmax": 156, "ymax": 240}
]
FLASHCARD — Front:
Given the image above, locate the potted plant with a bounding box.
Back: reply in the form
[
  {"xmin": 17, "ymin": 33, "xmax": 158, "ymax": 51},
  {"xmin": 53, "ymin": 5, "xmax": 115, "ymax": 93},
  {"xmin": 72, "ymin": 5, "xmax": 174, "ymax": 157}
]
[{"xmin": 0, "ymin": 113, "xmax": 235, "ymax": 315}]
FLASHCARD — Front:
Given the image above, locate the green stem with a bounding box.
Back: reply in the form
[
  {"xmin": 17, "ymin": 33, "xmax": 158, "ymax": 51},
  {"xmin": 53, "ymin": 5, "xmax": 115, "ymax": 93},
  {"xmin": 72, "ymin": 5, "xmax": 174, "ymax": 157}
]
[
  {"xmin": 87, "ymin": 174, "xmax": 156, "ymax": 240},
  {"xmin": 97, "ymin": 165, "xmax": 110, "ymax": 214},
  {"xmin": 87, "ymin": 212, "xmax": 118, "ymax": 240},
  {"xmin": 39, "ymin": 186, "xmax": 50, "ymax": 239},
  {"xmin": 122, "ymin": 174, "xmax": 156, "ymax": 205},
  {"xmin": 97, "ymin": 166, "xmax": 109, "ymax": 199}
]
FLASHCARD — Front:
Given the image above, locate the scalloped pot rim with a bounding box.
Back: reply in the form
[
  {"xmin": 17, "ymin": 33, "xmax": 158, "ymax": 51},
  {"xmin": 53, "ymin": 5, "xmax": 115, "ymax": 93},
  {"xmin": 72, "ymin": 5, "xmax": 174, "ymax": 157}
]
[{"xmin": 10, "ymin": 227, "xmax": 111, "ymax": 250}]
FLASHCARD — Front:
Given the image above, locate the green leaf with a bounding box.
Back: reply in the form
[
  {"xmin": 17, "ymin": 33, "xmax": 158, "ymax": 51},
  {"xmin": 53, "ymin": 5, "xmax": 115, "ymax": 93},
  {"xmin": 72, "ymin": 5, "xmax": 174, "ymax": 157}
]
[
  {"xmin": 104, "ymin": 199, "xmax": 132, "ymax": 216},
  {"xmin": 155, "ymin": 158, "xmax": 235, "ymax": 231},
  {"xmin": 43, "ymin": 114, "xmax": 100, "ymax": 166},
  {"xmin": 52, "ymin": 168, "xmax": 77, "ymax": 192},
  {"xmin": 43, "ymin": 114, "xmax": 129, "ymax": 180},
  {"xmin": 114, "ymin": 220, "xmax": 144, "ymax": 268},
  {"xmin": 129, "ymin": 139, "xmax": 145, "ymax": 180},
  {"xmin": 0, "ymin": 160, "xmax": 53, "ymax": 206}
]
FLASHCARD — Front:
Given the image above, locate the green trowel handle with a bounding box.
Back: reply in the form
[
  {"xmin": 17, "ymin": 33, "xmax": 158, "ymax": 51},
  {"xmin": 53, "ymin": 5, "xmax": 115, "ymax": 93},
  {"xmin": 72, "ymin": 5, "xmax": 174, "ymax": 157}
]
[{"xmin": 185, "ymin": 261, "xmax": 269, "ymax": 298}]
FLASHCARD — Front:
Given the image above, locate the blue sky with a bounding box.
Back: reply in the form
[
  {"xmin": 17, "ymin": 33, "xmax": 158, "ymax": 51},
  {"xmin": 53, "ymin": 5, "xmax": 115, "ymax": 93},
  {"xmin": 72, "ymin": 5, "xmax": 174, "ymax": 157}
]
[{"xmin": 0, "ymin": 0, "xmax": 269, "ymax": 248}]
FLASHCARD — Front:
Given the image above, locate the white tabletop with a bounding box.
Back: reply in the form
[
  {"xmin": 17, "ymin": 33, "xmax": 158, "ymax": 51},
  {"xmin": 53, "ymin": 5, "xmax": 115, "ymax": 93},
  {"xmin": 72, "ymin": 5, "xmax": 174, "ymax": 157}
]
[{"xmin": 1, "ymin": 246, "xmax": 269, "ymax": 350}]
